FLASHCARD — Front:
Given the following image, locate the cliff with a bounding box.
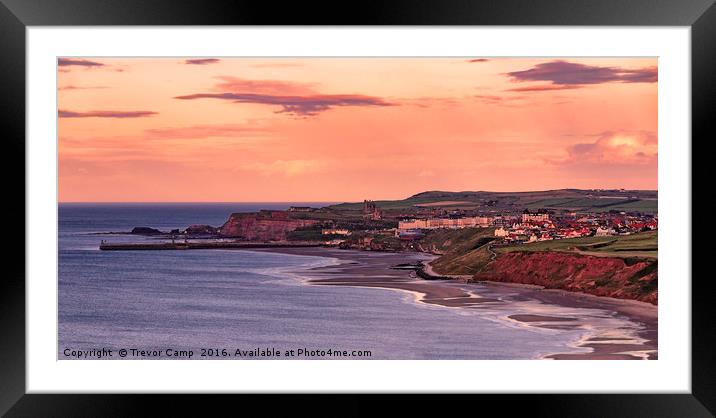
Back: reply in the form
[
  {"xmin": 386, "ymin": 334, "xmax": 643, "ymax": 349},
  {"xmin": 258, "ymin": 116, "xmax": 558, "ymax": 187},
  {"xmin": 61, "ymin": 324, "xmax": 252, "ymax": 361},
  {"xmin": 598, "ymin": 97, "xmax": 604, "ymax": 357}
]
[
  {"xmin": 220, "ymin": 210, "xmax": 319, "ymax": 241},
  {"xmin": 471, "ymin": 252, "xmax": 657, "ymax": 304}
]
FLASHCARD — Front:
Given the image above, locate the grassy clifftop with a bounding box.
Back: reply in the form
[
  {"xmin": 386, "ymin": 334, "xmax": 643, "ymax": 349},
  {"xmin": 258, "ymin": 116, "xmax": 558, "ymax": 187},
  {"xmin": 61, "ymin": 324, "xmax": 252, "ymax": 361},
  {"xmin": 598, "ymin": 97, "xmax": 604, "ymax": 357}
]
[
  {"xmin": 426, "ymin": 229, "xmax": 658, "ymax": 304},
  {"xmin": 420, "ymin": 228, "xmax": 496, "ymax": 275},
  {"xmin": 427, "ymin": 230, "xmax": 657, "ymax": 275},
  {"xmin": 496, "ymin": 230, "xmax": 657, "ymax": 259}
]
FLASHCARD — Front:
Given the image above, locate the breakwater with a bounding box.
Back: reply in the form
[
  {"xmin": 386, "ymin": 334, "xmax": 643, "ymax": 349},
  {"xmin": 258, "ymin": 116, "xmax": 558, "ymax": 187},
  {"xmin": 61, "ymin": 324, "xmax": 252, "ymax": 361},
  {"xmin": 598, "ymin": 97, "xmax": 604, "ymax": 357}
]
[{"xmin": 99, "ymin": 241, "xmax": 324, "ymax": 251}]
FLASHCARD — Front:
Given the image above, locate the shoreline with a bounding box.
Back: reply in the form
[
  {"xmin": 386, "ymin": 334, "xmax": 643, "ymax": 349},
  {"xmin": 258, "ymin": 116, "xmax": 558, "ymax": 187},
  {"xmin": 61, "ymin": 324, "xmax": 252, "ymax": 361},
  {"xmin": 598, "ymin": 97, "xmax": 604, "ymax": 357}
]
[
  {"xmin": 253, "ymin": 247, "xmax": 658, "ymax": 360},
  {"xmin": 420, "ymin": 259, "xmax": 473, "ymax": 281}
]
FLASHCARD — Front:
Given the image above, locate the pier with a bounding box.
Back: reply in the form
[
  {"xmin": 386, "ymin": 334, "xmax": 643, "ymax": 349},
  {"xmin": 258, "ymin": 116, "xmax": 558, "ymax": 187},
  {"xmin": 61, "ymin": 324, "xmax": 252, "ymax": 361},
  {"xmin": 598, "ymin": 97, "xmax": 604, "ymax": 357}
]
[{"xmin": 99, "ymin": 240, "xmax": 325, "ymax": 251}]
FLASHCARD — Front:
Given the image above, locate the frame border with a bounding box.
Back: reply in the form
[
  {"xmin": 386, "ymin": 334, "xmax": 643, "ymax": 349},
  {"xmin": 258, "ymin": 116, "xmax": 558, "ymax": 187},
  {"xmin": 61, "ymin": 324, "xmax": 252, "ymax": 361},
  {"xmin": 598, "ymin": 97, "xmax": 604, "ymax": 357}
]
[{"xmin": 2, "ymin": 0, "xmax": 714, "ymax": 415}]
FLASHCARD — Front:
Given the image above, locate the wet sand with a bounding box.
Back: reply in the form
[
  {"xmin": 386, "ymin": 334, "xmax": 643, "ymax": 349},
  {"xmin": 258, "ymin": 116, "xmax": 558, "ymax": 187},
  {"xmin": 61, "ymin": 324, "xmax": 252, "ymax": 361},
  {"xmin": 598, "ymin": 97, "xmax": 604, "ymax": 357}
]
[
  {"xmin": 483, "ymin": 282, "xmax": 658, "ymax": 360},
  {"xmin": 254, "ymin": 247, "xmax": 658, "ymax": 360},
  {"xmin": 508, "ymin": 314, "xmax": 578, "ymax": 322}
]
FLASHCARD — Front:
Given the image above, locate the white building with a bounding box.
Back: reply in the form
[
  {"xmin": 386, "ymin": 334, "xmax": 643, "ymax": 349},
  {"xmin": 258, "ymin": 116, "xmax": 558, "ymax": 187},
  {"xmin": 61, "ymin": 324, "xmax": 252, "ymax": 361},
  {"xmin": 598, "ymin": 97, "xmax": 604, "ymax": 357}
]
[
  {"xmin": 595, "ymin": 227, "xmax": 614, "ymax": 237},
  {"xmin": 494, "ymin": 226, "xmax": 509, "ymax": 237},
  {"xmin": 398, "ymin": 216, "xmax": 493, "ymax": 231},
  {"xmin": 322, "ymin": 229, "xmax": 351, "ymax": 236},
  {"xmin": 522, "ymin": 209, "xmax": 550, "ymax": 223}
]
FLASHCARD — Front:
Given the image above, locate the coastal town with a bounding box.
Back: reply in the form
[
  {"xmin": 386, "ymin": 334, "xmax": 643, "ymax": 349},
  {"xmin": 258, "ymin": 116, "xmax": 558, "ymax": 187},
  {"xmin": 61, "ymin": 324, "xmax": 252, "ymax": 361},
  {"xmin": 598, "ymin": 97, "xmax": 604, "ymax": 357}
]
[
  {"xmin": 96, "ymin": 189, "xmax": 659, "ymax": 306},
  {"xmin": 305, "ymin": 201, "xmax": 658, "ymax": 251},
  {"xmin": 101, "ymin": 189, "xmax": 658, "ymax": 254},
  {"xmin": 397, "ymin": 207, "xmax": 657, "ymax": 245}
]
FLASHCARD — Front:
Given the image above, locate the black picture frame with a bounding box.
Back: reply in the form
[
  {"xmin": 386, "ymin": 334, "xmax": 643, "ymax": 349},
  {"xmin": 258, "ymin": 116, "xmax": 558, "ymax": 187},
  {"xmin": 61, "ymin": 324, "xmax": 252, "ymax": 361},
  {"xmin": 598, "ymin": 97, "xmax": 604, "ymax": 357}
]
[{"xmin": 1, "ymin": 0, "xmax": 713, "ymax": 416}]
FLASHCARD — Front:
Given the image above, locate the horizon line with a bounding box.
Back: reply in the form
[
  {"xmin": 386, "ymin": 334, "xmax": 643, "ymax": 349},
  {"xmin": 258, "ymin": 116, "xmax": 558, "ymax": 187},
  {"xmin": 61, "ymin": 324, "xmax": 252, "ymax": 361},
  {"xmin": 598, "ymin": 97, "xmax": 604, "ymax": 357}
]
[
  {"xmin": 58, "ymin": 188, "xmax": 659, "ymax": 205},
  {"xmin": 58, "ymin": 201, "xmax": 343, "ymax": 204}
]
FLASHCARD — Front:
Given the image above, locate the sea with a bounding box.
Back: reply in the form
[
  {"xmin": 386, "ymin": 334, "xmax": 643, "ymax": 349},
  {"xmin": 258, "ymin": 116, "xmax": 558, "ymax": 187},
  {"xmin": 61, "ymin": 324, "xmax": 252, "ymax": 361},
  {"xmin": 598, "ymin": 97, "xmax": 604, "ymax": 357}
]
[{"xmin": 58, "ymin": 203, "xmax": 647, "ymax": 360}]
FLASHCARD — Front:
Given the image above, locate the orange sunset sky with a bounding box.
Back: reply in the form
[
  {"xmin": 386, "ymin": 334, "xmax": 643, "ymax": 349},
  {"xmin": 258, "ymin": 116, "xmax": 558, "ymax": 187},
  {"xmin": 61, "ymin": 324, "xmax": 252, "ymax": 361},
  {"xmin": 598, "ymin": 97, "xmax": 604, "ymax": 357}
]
[{"xmin": 58, "ymin": 57, "xmax": 657, "ymax": 202}]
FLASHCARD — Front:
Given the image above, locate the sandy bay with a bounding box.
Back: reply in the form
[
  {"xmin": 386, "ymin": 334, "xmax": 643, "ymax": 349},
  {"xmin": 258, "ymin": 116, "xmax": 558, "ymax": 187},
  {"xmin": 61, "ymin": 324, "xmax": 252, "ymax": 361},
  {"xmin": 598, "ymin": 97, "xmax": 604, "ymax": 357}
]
[{"xmin": 256, "ymin": 247, "xmax": 658, "ymax": 360}]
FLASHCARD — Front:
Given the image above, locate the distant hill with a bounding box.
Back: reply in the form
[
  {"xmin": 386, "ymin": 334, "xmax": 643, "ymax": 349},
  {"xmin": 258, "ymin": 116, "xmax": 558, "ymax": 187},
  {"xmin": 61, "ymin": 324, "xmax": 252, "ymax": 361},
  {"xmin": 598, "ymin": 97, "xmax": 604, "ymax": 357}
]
[{"xmin": 327, "ymin": 189, "xmax": 658, "ymax": 214}]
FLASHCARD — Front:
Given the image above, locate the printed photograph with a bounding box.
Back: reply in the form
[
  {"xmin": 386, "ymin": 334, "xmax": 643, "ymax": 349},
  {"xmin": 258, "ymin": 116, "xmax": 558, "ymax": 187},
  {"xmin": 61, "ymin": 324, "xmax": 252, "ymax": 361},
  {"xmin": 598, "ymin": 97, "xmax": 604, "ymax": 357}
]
[{"xmin": 58, "ymin": 57, "xmax": 657, "ymax": 360}]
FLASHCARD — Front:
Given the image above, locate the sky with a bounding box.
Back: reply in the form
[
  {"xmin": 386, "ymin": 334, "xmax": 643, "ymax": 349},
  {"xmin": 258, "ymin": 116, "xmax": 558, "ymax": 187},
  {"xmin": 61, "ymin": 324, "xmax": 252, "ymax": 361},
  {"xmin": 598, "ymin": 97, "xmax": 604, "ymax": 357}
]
[{"xmin": 58, "ymin": 57, "xmax": 657, "ymax": 202}]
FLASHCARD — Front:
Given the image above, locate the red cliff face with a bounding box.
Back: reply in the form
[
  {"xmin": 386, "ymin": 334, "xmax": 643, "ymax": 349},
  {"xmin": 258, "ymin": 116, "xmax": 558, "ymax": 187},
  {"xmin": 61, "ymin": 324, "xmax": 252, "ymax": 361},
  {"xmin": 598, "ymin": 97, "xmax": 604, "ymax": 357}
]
[
  {"xmin": 472, "ymin": 252, "xmax": 657, "ymax": 304},
  {"xmin": 219, "ymin": 211, "xmax": 319, "ymax": 241}
]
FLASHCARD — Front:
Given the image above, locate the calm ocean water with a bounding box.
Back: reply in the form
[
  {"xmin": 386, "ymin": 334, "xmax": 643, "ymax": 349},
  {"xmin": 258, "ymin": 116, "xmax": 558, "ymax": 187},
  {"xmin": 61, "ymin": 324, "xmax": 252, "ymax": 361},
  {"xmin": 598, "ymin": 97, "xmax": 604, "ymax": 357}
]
[{"xmin": 59, "ymin": 203, "xmax": 626, "ymax": 360}]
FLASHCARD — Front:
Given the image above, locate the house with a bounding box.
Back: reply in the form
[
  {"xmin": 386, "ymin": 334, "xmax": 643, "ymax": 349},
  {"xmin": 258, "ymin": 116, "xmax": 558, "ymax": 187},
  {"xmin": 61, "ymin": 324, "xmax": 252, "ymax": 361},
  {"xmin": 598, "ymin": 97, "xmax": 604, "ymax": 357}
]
[
  {"xmin": 494, "ymin": 227, "xmax": 509, "ymax": 237},
  {"xmin": 522, "ymin": 209, "xmax": 550, "ymax": 223},
  {"xmin": 321, "ymin": 229, "xmax": 351, "ymax": 236},
  {"xmin": 595, "ymin": 227, "xmax": 614, "ymax": 237},
  {"xmin": 398, "ymin": 216, "xmax": 494, "ymax": 231}
]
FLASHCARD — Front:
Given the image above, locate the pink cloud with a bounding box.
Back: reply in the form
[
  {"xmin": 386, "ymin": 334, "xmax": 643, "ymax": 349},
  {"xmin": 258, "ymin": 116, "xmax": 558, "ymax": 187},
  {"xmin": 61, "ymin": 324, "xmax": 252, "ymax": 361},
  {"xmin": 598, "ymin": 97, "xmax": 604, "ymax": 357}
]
[
  {"xmin": 185, "ymin": 58, "xmax": 221, "ymax": 65},
  {"xmin": 506, "ymin": 84, "xmax": 582, "ymax": 93},
  {"xmin": 560, "ymin": 131, "xmax": 657, "ymax": 165},
  {"xmin": 175, "ymin": 92, "xmax": 396, "ymax": 117},
  {"xmin": 212, "ymin": 76, "xmax": 318, "ymax": 95},
  {"xmin": 58, "ymin": 58, "xmax": 104, "ymax": 67},
  {"xmin": 507, "ymin": 60, "xmax": 657, "ymax": 85},
  {"xmin": 59, "ymin": 85, "xmax": 108, "ymax": 91},
  {"xmin": 59, "ymin": 109, "xmax": 157, "ymax": 118}
]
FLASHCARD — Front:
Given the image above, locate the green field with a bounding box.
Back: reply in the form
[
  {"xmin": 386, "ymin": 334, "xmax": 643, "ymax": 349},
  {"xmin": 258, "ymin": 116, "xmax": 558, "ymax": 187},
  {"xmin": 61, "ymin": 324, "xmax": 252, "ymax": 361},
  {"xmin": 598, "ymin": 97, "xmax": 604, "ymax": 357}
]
[
  {"xmin": 497, "ymin": 230, "xmax": 658, "ymax": 259},
  {"xmin": 589, "ymin": 199, "xmax": 658, "ymax": 213},
  {"xmin": 525, "ymin": 197, "xmax": 657, "ymax": 213},
  {"xmin": 327, "ymin": 189, "xmax": 657, "ymax": 213},
  {"xmin": 328, "ymin": 195, "xmax": 468, "ymax": 211},
  {"xmin": 524, "ymin": 197, "xmax": 581, "ymax": 207}
]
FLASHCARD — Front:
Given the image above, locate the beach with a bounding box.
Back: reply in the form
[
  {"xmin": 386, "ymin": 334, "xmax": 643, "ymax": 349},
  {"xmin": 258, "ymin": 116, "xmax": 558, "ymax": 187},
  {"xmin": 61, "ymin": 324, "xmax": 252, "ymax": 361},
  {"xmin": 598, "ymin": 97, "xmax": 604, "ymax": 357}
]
[
  {"xmin": 257, "ymin": 247, "xmax": 658, "ymax": 360},
  {"xmin": 64, "ymin": 203, "xmax": 634, "ymax": 360}
]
